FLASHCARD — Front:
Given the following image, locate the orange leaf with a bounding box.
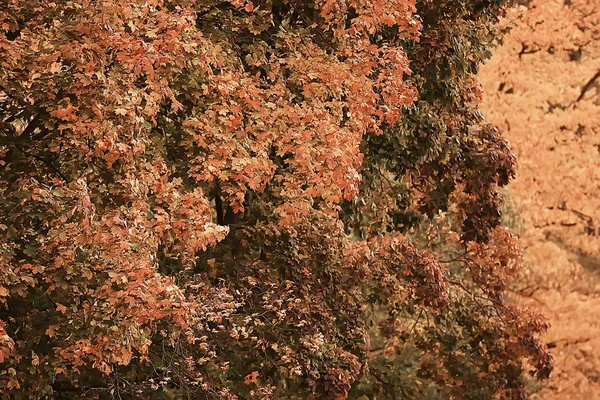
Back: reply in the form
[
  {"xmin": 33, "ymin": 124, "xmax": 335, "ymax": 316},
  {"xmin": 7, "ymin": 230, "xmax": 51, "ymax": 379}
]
[{"xmin": 244, "ymin": 370, "xmax": 259, "ymax": 385}]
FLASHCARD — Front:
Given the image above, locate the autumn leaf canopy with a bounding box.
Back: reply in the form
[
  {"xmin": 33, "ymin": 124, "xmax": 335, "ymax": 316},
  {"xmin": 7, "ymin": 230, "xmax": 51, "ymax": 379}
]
[{"xmin": 0, "ymin": 0, "xmax": 551, "ymax": 399}]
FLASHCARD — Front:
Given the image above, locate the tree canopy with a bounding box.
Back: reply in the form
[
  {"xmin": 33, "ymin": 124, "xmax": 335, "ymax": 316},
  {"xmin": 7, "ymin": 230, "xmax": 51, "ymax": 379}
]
[{"xmin": 0, "ymin": 0, "xmax": 551, "ymax": 398}]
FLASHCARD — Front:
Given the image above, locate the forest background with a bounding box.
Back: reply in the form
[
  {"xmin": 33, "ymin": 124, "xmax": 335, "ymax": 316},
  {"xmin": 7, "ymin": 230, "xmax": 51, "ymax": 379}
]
[{"xmin": 481, "ymin": 0, "xmax": 600, "ymax": 398}]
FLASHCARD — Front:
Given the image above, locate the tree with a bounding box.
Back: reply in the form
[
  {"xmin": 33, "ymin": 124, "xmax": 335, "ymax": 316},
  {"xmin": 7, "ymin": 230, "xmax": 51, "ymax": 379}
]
[{"xmin": 0, "ymin": 0, "xmax": 551, "ymax": 399}]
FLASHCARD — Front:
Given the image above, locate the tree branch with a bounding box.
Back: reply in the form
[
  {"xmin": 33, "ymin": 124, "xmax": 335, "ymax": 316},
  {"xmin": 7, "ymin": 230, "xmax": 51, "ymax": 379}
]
[{"xmin": 575, "ymin": 70, "xmax": 600, "ymax": 103}]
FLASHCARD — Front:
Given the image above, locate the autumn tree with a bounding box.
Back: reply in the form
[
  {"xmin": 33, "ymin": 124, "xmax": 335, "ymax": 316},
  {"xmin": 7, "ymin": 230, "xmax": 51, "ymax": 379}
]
[{"xmin": 0, "ymin": 0, "xmax": 551, "ymax": 399}]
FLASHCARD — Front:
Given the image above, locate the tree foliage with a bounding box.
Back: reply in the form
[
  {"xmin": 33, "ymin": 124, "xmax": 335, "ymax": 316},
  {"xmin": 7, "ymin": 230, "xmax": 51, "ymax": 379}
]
[{"xmin": 0, "ymin": 0, "xmax": 551, "ymax": 398}]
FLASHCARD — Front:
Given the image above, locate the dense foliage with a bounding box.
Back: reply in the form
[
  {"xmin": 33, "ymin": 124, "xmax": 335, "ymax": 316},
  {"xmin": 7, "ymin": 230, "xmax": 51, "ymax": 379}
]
[{"xmin": 0, "ymin": 0, "xmax": 551, "ymax": 398}]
